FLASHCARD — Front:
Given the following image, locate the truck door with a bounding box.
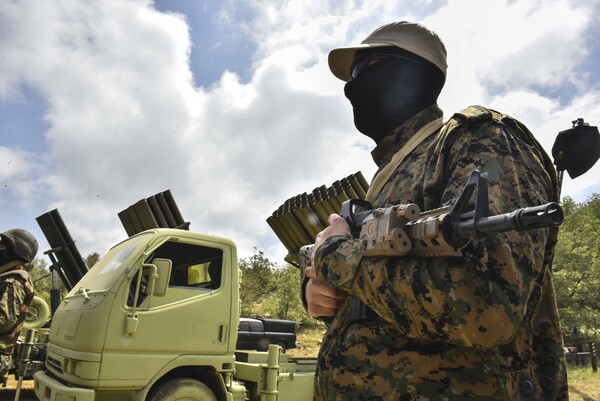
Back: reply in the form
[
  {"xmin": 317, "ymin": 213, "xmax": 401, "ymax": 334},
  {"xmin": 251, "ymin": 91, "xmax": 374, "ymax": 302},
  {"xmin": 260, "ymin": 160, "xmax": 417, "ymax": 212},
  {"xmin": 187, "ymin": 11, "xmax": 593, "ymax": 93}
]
[{"xmin": 100, "ymin": 237, "xmax": 235, "ymax": 382}]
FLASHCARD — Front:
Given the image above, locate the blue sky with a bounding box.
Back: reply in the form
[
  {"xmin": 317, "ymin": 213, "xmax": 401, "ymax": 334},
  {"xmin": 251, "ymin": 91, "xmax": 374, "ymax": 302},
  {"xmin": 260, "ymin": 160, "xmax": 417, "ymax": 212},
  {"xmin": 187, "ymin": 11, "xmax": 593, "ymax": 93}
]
[
  {"xmin": 1, "ymin": 0, "xmax": 599, "ymax": 267},
  {"xmin": 154, "ymin": 0, "xmax": 255, "ymax": 85}
]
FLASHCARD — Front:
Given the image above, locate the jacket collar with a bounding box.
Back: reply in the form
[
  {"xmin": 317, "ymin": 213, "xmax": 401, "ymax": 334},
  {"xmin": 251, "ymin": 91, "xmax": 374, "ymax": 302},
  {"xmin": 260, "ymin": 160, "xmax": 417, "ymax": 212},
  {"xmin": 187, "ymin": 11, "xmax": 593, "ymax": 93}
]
[{"xmin": 370, "ymin": 105, "xmax": 443, "ymax": 167}]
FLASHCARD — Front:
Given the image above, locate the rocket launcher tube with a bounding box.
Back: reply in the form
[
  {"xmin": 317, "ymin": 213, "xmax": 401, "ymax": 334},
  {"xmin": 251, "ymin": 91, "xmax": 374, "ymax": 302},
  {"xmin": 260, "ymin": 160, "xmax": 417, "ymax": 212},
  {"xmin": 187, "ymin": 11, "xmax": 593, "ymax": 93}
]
[{"xmin": 348, "ymin": 172, "xmax": 368, "ymax": 200}]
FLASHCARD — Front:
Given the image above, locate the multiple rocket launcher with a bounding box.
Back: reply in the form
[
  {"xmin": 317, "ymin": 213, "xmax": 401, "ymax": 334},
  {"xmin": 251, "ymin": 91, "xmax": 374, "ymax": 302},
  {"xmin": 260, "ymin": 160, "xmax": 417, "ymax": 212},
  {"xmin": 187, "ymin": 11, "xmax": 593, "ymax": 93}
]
[{"xmin": 266, "ymin": 172, "xmax": 369, "ymax": 265}]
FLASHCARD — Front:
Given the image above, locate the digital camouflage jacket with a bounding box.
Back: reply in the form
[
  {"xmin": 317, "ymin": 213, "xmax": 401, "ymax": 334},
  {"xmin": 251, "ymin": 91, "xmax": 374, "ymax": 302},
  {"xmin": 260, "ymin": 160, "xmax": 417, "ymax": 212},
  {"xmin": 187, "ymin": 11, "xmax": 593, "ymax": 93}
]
[
  {"xmin": 0, "ymin": 265, "xmax": 34, "ymax": 357},
  {"xmin": 313, "ymin": 105, "xmax": 568, "ymax": 400}
]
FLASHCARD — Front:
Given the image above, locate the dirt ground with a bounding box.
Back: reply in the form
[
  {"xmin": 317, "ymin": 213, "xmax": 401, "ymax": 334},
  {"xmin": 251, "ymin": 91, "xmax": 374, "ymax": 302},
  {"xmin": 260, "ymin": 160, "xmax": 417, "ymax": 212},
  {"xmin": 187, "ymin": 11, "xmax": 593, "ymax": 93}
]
[{"xmin": 0, "ymin": 376, "xmax": 35, "ymax": 400}]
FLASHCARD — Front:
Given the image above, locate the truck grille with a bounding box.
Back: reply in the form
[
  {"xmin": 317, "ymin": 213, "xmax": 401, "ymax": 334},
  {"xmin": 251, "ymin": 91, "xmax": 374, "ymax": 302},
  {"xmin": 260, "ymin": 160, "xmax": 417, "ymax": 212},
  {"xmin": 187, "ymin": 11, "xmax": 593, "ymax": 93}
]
[{"xmin": 46, "ymin": 355, "xmax": 63, "ymax": 374}]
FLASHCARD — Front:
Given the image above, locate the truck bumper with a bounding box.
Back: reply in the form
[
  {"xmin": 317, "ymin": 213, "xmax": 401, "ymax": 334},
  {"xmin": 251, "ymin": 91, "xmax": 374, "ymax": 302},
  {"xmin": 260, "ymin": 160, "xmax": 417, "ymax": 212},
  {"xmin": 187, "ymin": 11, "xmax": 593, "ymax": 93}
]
[{"xmin": 34, "ymin": 370, "xmax": 95, "ymax": 401}]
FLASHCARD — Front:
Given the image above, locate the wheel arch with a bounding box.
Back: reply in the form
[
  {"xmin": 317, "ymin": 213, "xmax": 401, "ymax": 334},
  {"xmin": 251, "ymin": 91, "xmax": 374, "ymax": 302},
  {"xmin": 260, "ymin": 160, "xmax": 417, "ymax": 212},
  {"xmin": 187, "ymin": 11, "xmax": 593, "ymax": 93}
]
[{"xmin": 145, "ymin": 365, "xmax": 227, "ymax": 401}]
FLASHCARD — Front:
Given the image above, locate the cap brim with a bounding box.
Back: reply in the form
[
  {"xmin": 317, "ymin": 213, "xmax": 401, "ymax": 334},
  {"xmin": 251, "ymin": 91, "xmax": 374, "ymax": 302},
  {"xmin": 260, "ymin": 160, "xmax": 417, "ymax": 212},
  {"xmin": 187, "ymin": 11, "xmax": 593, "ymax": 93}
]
[{"xmin": 328, "ymin": 42, "xmax": 396, "ymax": 82}]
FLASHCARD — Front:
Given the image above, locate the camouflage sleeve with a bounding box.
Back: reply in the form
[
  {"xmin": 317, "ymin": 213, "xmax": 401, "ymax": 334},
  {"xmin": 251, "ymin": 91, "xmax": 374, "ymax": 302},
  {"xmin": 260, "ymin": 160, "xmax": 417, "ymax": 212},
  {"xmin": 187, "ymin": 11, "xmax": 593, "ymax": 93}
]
[
  {"xmin": 0, "ymin": 277, "xmax": 28, "ymax": 332},
  {"xmin": 314, "ymin": 116, "xmax": 555, "ymax": 348}
]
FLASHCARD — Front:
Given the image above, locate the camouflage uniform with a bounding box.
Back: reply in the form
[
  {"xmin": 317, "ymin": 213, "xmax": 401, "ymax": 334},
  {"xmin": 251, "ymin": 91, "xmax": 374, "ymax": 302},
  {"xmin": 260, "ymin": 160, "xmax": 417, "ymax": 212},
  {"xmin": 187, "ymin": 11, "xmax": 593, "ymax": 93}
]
[
  {"xmin": 0, "ymin": 264, "xmax": 34, "ymax": 374},
  {"xmin": 313, "ymin": 104, "xmax": 568, "ymax": 400},
  {"xmin": 0, "ymin": 229, "xmax": 37, "ymax": 378}
]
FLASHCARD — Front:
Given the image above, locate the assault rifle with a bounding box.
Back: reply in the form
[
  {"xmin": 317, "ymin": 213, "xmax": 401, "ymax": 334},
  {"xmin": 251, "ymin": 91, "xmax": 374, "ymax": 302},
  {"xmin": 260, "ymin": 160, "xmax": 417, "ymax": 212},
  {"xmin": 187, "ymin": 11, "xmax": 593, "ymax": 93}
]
[{"xmin": 298, "ymin": 170, "xmax": 564, "ymax": 321}]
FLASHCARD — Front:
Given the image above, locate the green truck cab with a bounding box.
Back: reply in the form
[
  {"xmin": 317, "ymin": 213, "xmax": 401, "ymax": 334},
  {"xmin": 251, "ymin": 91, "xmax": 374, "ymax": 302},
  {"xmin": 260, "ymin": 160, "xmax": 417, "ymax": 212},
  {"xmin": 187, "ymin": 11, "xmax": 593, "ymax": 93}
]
[{"xmin": 33, "ymin": 228, "xmax": 315, "ymax": 401}]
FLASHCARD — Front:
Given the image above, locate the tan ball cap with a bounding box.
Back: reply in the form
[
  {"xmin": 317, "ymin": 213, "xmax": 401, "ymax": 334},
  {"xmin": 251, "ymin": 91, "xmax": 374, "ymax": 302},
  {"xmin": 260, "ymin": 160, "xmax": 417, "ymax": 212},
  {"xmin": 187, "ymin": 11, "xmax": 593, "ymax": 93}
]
[{"xmin": 328, "ymin": 21, "xmax": 447, "ymax": 82}]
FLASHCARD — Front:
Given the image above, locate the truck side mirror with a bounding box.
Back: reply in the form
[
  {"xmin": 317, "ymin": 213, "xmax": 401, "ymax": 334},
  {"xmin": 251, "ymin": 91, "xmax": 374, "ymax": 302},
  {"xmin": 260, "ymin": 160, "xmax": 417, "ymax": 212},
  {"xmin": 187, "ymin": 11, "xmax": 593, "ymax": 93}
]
[{"xmin": 152, "ymin": 258, "xmax": 172, "ymax": 296}]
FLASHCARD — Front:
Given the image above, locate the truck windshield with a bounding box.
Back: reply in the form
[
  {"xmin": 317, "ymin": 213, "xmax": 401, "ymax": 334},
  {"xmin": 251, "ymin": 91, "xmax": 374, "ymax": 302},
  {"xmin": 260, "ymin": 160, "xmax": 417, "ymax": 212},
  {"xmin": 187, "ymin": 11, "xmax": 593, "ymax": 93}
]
[{"xmin": 67, "ymin": 233, "xmax": 152, "ymax": 295}]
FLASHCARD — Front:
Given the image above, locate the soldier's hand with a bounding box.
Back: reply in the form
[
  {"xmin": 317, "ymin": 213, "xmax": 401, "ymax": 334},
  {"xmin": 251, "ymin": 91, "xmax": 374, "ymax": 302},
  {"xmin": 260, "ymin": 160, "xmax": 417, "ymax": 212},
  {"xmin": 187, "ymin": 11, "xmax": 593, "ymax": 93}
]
[
  {"xmin": 311, "ymin": 214, "xmax": 351, "ymax": 267},
  {"xmin": 304, "ymin": 214, "xmax": 350, "ymax": 318},
  {"xmin": 304, "ymin": 265, "xmax": 347, "ymax": 318}
]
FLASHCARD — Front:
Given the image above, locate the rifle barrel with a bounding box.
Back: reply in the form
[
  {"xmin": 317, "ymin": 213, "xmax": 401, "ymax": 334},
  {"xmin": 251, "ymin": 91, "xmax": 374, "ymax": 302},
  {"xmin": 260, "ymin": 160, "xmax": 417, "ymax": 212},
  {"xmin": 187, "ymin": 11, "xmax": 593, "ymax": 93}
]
[{"xmin": 458, "ymin": 202, "xmax": 564, "ymax": 237}]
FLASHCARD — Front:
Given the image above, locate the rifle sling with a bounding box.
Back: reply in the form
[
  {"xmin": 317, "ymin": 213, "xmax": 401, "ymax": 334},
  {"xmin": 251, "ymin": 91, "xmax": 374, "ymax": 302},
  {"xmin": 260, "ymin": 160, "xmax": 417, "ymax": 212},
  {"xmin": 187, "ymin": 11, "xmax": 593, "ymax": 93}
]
[
  {"xmin": 0, "ymin": 260, "xmax": 23, "ymax": 275},
  {"xmin": 353, "ymin": 116, "xmax": 447, "ymax": 322},
  {"xmin": 366, "ymin": 117, "xmax": 448, "ymax": 204}
]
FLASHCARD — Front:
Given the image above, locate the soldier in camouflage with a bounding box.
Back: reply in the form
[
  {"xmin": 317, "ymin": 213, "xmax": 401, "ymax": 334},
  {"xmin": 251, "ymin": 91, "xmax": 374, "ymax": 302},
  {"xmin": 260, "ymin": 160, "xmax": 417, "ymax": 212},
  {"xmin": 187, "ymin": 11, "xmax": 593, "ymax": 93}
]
[
  {"xmin": 0, "ymin": 229, "xmax": 37, "ymax": 382},
  {"xmin": 304, "ymin": 22, "xmax": 568, "ymax": 400}
]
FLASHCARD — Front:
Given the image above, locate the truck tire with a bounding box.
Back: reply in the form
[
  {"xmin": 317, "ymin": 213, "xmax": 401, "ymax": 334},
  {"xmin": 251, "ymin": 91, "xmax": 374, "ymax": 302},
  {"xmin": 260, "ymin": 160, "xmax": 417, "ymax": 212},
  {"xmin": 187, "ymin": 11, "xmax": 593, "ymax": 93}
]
[
  {"xmin": 148, "ymin": 378, "xmax": 217, "ymax": 401},
  {"xmin": 23, "ymin": 296, "xmax": 50, "ymax": 329}
]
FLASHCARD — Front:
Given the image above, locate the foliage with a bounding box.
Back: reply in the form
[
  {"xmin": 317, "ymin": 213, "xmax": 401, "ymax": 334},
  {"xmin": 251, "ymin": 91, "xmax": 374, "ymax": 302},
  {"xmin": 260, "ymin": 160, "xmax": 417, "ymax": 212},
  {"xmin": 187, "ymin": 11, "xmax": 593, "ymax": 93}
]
[
  {"xmin": 85, "ymin": 252, "xmax": 101, "ymax": 268},
  {"xmin": 256, "ymin": 265, "xmax": 313, "ymax": 324},
  {"xmin": 553, "ymin": 194, "xmax": 600, "ymax": 338},
  {"xmin": 238, "ymin": 248, "xmax": 315, "ymax": 327},
  {"xmin": 238, "ymin": 248, "xmax": 277, "ymax": 317},
  {"xmin": 30, "ymin": 252, "xmax": 101, "ymax": 309},
  {"xmin": 31, "ymin": 257, "xmax": 52, "ymax": 304}
]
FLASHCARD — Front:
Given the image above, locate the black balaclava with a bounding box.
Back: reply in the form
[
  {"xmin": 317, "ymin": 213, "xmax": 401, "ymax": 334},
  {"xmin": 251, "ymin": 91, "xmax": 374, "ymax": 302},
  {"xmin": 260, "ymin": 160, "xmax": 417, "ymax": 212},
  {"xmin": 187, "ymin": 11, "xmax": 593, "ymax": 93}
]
[{"xmin": 344, "ymin": 47, "xmax": 445, "ymax": 144}]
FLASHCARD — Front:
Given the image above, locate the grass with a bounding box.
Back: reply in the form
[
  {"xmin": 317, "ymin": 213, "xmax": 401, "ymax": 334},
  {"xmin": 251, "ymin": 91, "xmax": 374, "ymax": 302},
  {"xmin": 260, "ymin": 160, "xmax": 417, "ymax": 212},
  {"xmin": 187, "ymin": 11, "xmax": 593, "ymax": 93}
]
[
  {"xmin": 568, "ymin": 365, "xmax": 600, "ymax": 401},
  {"xmin": 289, "ymin": 327, "xmax": 324, "ymax": 357},
  {"xmin": 290, "ymin": 329, "xmax": 599, "ymax": 399}
]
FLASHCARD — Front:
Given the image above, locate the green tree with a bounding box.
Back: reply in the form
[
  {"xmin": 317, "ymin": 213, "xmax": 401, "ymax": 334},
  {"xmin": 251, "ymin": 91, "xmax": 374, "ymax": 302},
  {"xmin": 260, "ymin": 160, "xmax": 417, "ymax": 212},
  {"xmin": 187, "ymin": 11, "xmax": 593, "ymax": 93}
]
[
  {"xmin": 31, "ymin": 257, "xmax": 52, "ymax": 304},
  {"xmin": 238, "ymin": 249, "xmax": 317, "ymax": 327},
  {"xmin": 85, "ymin": 252, "xmax": 101, "ymax": 268},
  {"xmin": 553, "ymin": 194, "xmax": 600, "ymax": 337},
  {"xmin": 238, "ymin": 248, "xmax": 276, "ymax": 317},
  {"xmin": 29, "ymin": 251, "xmax": 100, "ymax": 308},
  {"xmin": 258, "ymin": 265, "xmax": 312, "ymax": 325}
]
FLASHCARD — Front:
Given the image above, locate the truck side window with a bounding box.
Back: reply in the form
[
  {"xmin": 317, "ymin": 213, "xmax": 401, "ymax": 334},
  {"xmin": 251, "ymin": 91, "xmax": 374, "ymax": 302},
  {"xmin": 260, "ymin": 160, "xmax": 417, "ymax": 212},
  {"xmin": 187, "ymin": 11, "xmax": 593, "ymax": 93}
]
[
  {"xmin": 152, "ymin": 241, "xmax": 222, "ymax": 290},
  {"xmin": 127, "ymin": 241, "xmax": 223, "ymax": 307},
  {"xmin": 249, "ymin": 320, "xmax": 263, "ymax": 333}
]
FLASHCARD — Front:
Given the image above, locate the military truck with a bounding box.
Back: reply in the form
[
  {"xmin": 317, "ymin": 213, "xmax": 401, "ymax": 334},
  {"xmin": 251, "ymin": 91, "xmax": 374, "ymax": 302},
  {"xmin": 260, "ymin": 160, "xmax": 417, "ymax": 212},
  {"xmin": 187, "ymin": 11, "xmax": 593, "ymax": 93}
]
[{"xmin": 33, "ymin": 228, "xmax": 316, "ymax": 401}]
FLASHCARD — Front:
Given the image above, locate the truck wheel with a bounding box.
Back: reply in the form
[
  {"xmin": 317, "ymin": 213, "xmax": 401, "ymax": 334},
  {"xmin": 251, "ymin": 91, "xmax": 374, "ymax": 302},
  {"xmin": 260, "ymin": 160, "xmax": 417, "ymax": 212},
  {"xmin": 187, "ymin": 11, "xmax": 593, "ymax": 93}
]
[
  {"xmin": 149, "ymin": 378, "xmax": 217, "ymax": 401},
  {"xmin": 23, "ymin": 296, "xmax": 50, "ymax": 329}
]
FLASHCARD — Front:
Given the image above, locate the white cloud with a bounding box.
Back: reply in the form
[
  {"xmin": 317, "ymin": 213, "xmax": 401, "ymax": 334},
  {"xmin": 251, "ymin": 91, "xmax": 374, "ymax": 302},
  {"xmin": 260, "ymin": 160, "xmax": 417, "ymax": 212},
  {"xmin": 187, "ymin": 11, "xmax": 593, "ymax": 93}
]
[
  {"xmin": 0, "ymin": 0, "xmax": 598, "ymax": 267},
  {"xmin": 429, "ymin": 0, "xmax": 596, "ymax": 97},
  {"xmin": 430, "ymin": 0, "xmax": 600, "ymax": 203},
  {"xmin": 0, "ymin": 147, "xmax": 31, "ymax": 181},
  {"xmin": 0, "ymin": 146, "xmax": 44, "ymax": 209}
]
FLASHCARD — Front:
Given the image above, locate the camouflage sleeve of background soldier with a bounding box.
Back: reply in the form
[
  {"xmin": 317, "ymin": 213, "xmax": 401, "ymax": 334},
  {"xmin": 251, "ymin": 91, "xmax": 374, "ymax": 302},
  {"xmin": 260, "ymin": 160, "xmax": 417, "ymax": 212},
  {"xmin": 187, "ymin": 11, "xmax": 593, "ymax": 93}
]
[
  {"xmin": 314, "ymin": 115, "xmax": 557, "ymax": 348},
  {"xmin": 0, "ymin": 276, "xmax": 28, "ymax": 332}
]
